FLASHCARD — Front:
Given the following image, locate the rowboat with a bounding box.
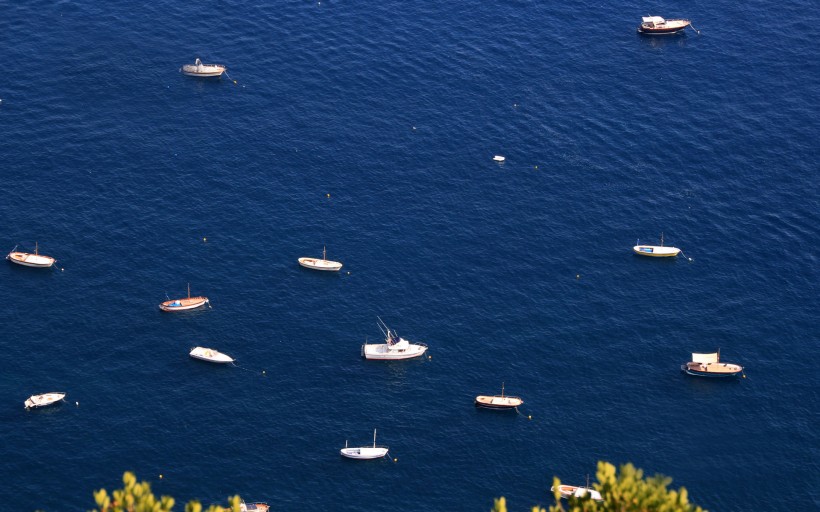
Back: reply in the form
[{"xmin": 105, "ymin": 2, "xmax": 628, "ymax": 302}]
[
  {"xmin": 361, "ymin": 318, "xmax": 428, "ymax": 360},
  {"xmin": 475, "ymin": 383, "xmax": 523, "ymax": 410},
  {"xmin": 633, "ymin": 233, "xmax": 681, "ymax": 257},
  {"xmin": 681, "ymin": 350, "xmax": 743, "ymax": 378},
  {"xmin": 298, "ymin": 246, "xmax": 343, "ymax": 272},
  {"xmin": 159, "ymin": 284, "xmax": 209, "ymax": 312},
  {"xmin": 25, "ymin": 392, "xmax": 66, "ymax": 409},
  {"xmin": 180, "ymin": 58, "xmax": 226, "ymax": 77},
  {"xmin": 239, "ymin": 502, "xmax": 270, "ymax": 512},
  {"xmin": 7, "ymin": 242, "xmax": 55, "ymax": 268},
  {"xmin": 340, "ymin": 429, "xmax": 389, "ymax": 460},
  {"xmin": 552, "ymin": 484, "xmax": 603, "ymax": 502},
  {"xmin": 637, "ymin": 16, "xmax": 692, "ymax": 35},
  {"xmin": 189, "ymin": 346, "xmax": 234, "ymax": 364}
]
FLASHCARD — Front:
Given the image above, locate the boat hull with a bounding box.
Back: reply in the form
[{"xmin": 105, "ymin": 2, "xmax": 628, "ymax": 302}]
[
  {"xmin": 637, "ymin": 26, "xmax": 687, "ymax": 35},
  {"xmin": 361, "ymin": 343, "xmax": 428, "ymax": 360},
  {"xmin": 190, "ymin": 347, "xmax": 234, "ymax": 364},
  {"xmin": 340, "ymin": 447, "xmax": 388, "ymax": 459},
  {"xmin": 633, "ymin": 245, "xmax": 680, "ymax": 257},
  {"xmin": 681, "ymin": 364, "xmax": 743, "ymax": 378},
  {"xmin": 7, "ymin": 252, "xmax": 55, "ymax": 268},
  {"xmin": 159, "ymin": 297, "xmax": 209, "ymax": 311},
  {"xmin": 552, "ymin": 485, "xmax": 603, "ymax": 502},
  {"xmin": 475, "ymin": 396, "xmax": 523, "ymax": 410},
  {"xmin": 298, "ymin": 257, "xmax": 343, "ymax": 271},
  {"xmin": 25, "ymin": 392, "xmax": 66, "ymax": 409}
]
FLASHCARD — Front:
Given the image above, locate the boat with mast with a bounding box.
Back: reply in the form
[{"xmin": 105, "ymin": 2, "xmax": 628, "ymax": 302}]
[
  {"xmin": 681, "ymin": 350, "xmax": 743, "ymax": 378},
  {"xmin": 637, "ymin": 16, "xmax": 692, "ymax": 35},
  {"xmin": 298, "ymin": 246, "xmax": 343, "ymax": 272},
  {"xmin": 340, "ymin": 429, "xmax": 389, "ymax": 459},
  {"xmin": 552, "ymin": 475, "xmax": 603, "ymax": 502},
  {"xmin": 159, "ymin": 283, "xmax": 210, "ymax": 312},
  {"xmin": 475, "ymin": 383, "xmax": 524, "ymax": 410},
  {"xmin": 361, "ymin": 318, "xmax": 428, "ymax": 360},
  {"xmin": 633, "ymin": 233, "xmax": 681, "ymax": 257},
  {"xmin": 7, "ymin": 242, "xmax": 56, "ymax": 268}
]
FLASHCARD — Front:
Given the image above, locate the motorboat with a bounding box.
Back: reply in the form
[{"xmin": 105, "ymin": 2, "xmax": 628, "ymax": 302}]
[
  {"xmin": 298, "ymin": 246, "xmax": 343, "ymax": 272},
  {"xmin": 25, "ymin": 392, "xmax": 66, "ymax": 409},
  {"xmin": 180, "ymin": 58, "xmax": 226, "ymax": 77},
  {"xmin": 681, "ymin": 351, "xmax": 743, "ymax": 378},
  {"xmin": 189, "ymin": 346, "xmax": 234, "ymax": 364},
  {"xmin": 493, "ymin": 155, "xmax": 506, "ymax": 162},
  {"xmin": 340, "ymin": 429, "xmax": 389, "ymax": 460},
  {"xmin": 475, "ymin": 383, "xmax": 523, "ymax": 410},
  {"xmin": 361, "ymin": 318, "xmax": 428, "ymax": 360},
  {"xmin": 633, "ymin": 233, "xmax": 681, "ymax": 257},
  {"xmin": 552, "ymin": 484, "xmax": 603, "ymax": 502},
  {"xmin": 7, "ymin": 242, "xmax": 55, "ymax": 268},
  {"xmin": 637, "ymin": 16, "xmax": 691, "ymax": 35},
  {"xmin": 160, "ymin": 284, "xmax": 210, "ymax": 312},
  {"xmin": 239, "ymin": 501, "xmax": 269, "ymax": 512}
]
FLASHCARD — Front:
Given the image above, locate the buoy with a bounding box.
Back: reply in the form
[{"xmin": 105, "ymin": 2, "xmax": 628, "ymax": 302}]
[
  {"xmin": 233, "ymin": 80, "xmax": 237, "ymax": 84},
  {"xmin": 576, "ymin": 274, "xmax": 580, "ymax": 279},
  {"xmin": 412, "ymin": 126, "xmax": 416, "ymax": 130},
  {"xmin": 75, "ymin": 401, "xmax": 79, "ymax": 406},
  {"xmin": 159, "ymin": 474, "xmax": 163, "ymax": 479},
  {"xmin": 326, "ymin": 193, "xmax": 331, "ymax": 198},
  {"xmin": 203, "ymin": 237, "xmax": 207, "ymax": 242},
  {"xmin": 262, "ymin": 370, "xmax": 266, "ymax": 375},
  {"xmin": 393, "ymin": 458, "xmax": 398, "ymax": 462},
  {"xmin": 346, "ymin": 271, "xmax": 350, "ymax": 275},
  {"xmin": 528, "ymin": 415, "xmax": 532, "ymax": 420},
  {"xmin": 493, "ymin": 155, "xmax": 505, "ymax": 162},
  {"xmin": 428, "ymin": 355, "xmax": 432, "ymax": 359}
]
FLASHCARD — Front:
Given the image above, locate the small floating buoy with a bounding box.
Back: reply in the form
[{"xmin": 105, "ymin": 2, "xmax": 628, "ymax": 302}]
[
  {"xmin": 203, "ymin": 237, "xmax": 207, "ymax": 242},
  {"xmin": 528, "ymin": 415, "xmax": 532, "ymax": 420},
  {"xmin": 326, "ymin": 193, "xmax": 331, "ymax": 198},
  {"xmin": 412, "ymin": 126, "xmax": 416, "ymax": 130},
  {"xmin": 576, "ymin": 274, "xmax": 580, "ymax": 279},
  {"xmin": 159, "ymin": 474, "xmax": 163, "ymax": 479},
  {"xmin": 61, "ymin": 268, "xmax": 64, "ymax": 272},
  {"xmin": 346, "ymin": 271, "xmax": 350, "ymax": 275},
  {"xmin": 75, "ymin": 401, "xmax": 79, "ymax": 406},
  {"xmin": 534, "ymin": 165, "xmax": 538, "ymax": 169},
  {"xmin": 393, "ymin": 458, "xmax": 398, "ymax": 462},
  {"xmin": 262, "ymin": 370, "xmax": 266, "ymax": 375},
  {"xmin": 493, "ymin": 155, "xmax": 505, "ymax": 162}
]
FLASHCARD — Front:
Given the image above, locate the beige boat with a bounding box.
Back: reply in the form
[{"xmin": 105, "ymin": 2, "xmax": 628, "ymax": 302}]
[
  {"xmin": 159, "ymin": 284, "xmax": 209, "ymax": 312},
  {"xmin": 681, "ymin": 351, "xmax": 743, "ymax": 378},
  {"xmin": 7, "ymin": 242, "xmax": 55, "ymax": 268},
  {"xmin": 180, "ymin": 58, "xmax": 226, "ymax": 77},
  {"xmin": 475, "ymin": 383, "xmax": 523, "ymax": 410},
  {"xmin": 298, "ymin": 246, "xmax": 343, "ymax": 272}
]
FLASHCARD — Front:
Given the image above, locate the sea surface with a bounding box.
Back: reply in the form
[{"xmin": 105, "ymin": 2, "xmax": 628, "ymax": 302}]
[{"xmin": 1, "ymin": 1, "xmax": 818, "ymax": 511}]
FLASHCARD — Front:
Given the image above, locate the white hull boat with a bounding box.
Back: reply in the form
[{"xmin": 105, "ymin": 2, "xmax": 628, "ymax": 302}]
[
  {"xmin": 189, "ymin": 346, "xmax": 234, "ymax": 364},
  {"xmin": 340, "ymin": 429, "xmax": 389, "ymax": 460},
  {"xmin": 361, "ymin": 318, "xmax": 428, "ymax": 360},
  {"xmin": 25, "ymin": 392, "xmax": 66, "ymax": 409},
  {"xmin": 180, "ymin": 58, "xmax": 226, "ymax": 77},
  {"xmin": 298, "ymin": 246, "xmax": 343, "ymax": 271},
  {"xmin": 239, "ymin": 501, "xmax": 270, "ymax": 512},
  {"xmin": 475, "ymin": 383, "xmax": 523, "ymax": 410},
  {"xmin": 7, "ymin": 242, "xmax": 55, "ymax": 268},
  {"xmin": 160, "ymin": 284, "xmax": 209, "ymax": 312},
  {"xmin": 552, "ymin": 484, "xmax": 603, "ymax": 502},
  {"xmin": 633, "ymin": 233, "xmax": 680, "ymax": 257}
]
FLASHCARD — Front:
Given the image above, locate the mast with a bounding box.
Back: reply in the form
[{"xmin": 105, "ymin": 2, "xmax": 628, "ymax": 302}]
[
  {"xmin": 373, "ymin": 429, "xmax": 377, "ymax": 447},
  {"xmin": 187, "ymin": 283, "xmax": 191, "ymax": 298},
  {"xmin": 661, "ymin": 232, "xmax": 665, "ymax": 247},
  {"xmin": 35, "ymin": 241, "xmax": 38, "ymax": 255},
  {"xmin": 323, "ymin": 245, "xmax": 327, "ymax": 261},
  {"xmin": 501, "ymin": 382, "xmax": 505, "ymax": 397}
]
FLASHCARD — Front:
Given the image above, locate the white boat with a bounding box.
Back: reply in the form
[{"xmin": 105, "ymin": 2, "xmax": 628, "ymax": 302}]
[
  {"xmin": 7, "ymin": 242, "xmax": 55, "ymax": 268},
  {"xmin": 681, "ymin": 350, "xmax": 743, "ymax": 378},
  {"xmin": 475, "ymin": 383, "xmax": 523, "ymax": 410},
  {"xmin": 159, "ymin": 283, "xmax": 210, "ymax": 312},
  {"xmin": 633, "ymin": 233, "xmax": 681, "ymax": 257},
  {"xmin": 180, "ymin": 58, "xmax": 226, "ymax": 77},
  {"xmin": 361, "ymin": 318, "xmax": 428, "ymax": 360},
  {"xmin": 637, "ymin": 16, "xmax": 692, "ymax": 35},
  {"xmin": 25, "ymin": 392, "xmax": 66, "ymax": 409},
  {"xmin": 189, "ymin": 346, "xmax": 234, "ymax": 364},
  {"xmin": 552, "ymin": 483, "xmax": 603, "ymax": 502},
  {"xmin": 239, "ymin": 501, "xmax": 269, "ymax": 512},
  {"xmin": 298, "ymin": 246, "xmax": 343, "ymax": 272},
  {"xmin": 493, "ymin": 155, "xmax": 506, "ymax": 162},
  {"xmin": 340, "ymin": 429, "xmax": 389, "ymax": 460}
]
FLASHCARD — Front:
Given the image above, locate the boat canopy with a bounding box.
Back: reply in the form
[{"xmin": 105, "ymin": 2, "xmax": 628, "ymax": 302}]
[
  {"xmin": 692, "ymin": 352, "xmax": 719, "ymax": 364},
  {"xmin": 642, "ymin": 16, "xmax": 666, "ymax": 24}
]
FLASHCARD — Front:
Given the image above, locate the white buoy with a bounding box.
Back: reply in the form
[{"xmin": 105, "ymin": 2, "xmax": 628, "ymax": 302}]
[{"xmin": 493, "ymin": 155, "xmax": 505, "ymax": 162}]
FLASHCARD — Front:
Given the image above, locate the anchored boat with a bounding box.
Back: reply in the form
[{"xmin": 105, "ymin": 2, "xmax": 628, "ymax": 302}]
[
  {"xmin": 298, "ymin": 246, "xmax": 343, "ymax": 272},
  {"xmin": 180, "ymin": 58, "xmax": 226, "ymax": 77},
  {"xmin": 633, "ymin": 233, "xmax": 681, "ymax": 257},
  {"xmin": 160, "ymin": 284, "xmax": 210, "ymax": 312},
  {"xmin": 361, "ymin": 318, "xmax": 428, "ymax": 360},
  {"xmin": 7, "ymin": 242, "xmax": 55, "ymax": 268},
  {"xmin": 637, "ymin": 16, "xmax": 692, "ymax": 35},
  {"xmin": 552, "ymin": 476, "xmax": 603, "ymax": 502},
  {"xmin": 340, "ymin": 429, "xmax": 389, "ymax": 460},
  {"xmin": 681, "ymin": 350, "xmax": 743, "ymax": 378},
  {"xmin": 189, "ymin": 346, "xmax": 235, "ymax": 364},
  {"xmin": 475, "ymin": 383, "xmax": 523, "ymax": 410},
  {"xmin": 25, "ymin": 392, "xmax": 67, "ymax": 409},
  {"xmin": 239, "ymin": 502, "xmax": 270, "ymax": 512}
]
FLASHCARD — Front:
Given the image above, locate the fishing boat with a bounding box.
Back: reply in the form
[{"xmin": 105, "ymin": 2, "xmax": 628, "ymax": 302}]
[
  {"xmin": 475, "ymin": 383, "xmax": 523, "ymax": 410},
  {"xmin": 298, "ymin": 246, "xmax": 343, "ymax": 272},
  {"xmin": 6, "ymin": 242, "xmax": 55, "ymax": 268},
  {"xmin": 189, "ymin": 346, "xmax": 235, "ymax": 364},
  {"xmin": 239, "ymin": 501, "xmax": 269, "ymax": 512},
  {"xmin": 552, "ymin": 476, "xmax": 603, "ymax": 502},
  {"xmin": 180, "ymin": 58, "xmax": 226, "ymax": 77},
  {"xmin": 159, "ymin": 284, "xmax": 209, "ymax": 312},
  {"xmin": 25, "ymin": 392, "xmax": 66, "ymax": 409},
  {"xmin": 361, "ymin": 318, "xmax": 428, "ymax": 360},
  {"xmin": 340, "ymin": 429, "xmax": 389, "ymax": 460},
  {"xmin": 633, "ymin": 233, "xmax": 681, "ymax": 257},
  {"xmin": 637, "ymin": 16, "xmax": 691, "ymax": 35},
  {"xmin": 681, "ymin": 350, "xmax": 743, "ymax": 378}
]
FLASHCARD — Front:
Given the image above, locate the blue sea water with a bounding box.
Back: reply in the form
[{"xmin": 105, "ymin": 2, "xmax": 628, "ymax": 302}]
[{"xmin": 1, "ymin": 0, "xmax": 818, "ymax": 510}]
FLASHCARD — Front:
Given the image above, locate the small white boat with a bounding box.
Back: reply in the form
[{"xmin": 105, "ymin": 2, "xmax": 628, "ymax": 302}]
[
  {"xmin": 7, "ymin": 242, "xmax": 55, "ymax": 268},
  {"xmin": 361, "ymin": 318, "xmax": 428, "ymax": 360},
  {"xmin": 159, "ymin": 283, "xmax": 210, "ymax": 312},
  {"xmin": 681, "ymin": 350, "xmax": 743, "ymax": 378},
  {"xmin": 180, "ymin": 58, "xmax": 226, "ymax": 77},
  {"xmin": 552, "ymin": 483, "xmax": 603, "ymax": 502},
  {"xmin": 340, "ymin": 429, "xmax": 389, "ymax": 460},
  {"xmin": 25, "ymin": 392, "xmax": 66, "ymax": 409},
  {"xmin": 493, "ymin": 155, "xmax": 506, "ymax": 162},
  {"xmin": 189, "ymin": 346, "xmax": 234, "ymax": 364},
  {"xmin": 633, "ymin": 233, "xmax": 681, "ymax": 257},
  {"xmin": 475, "ymin": 383, "xmax": 523, "ymax": 410},
  {"xmin": 239, "ymin": 501, "xmax": 269, "ymax": 512},
  {"xmin": 298, "ymin": 246, "xmax": 343, "ymax": 272},
  {"xmin": 637, "ymin": 16, "xmax": 692, "ymax": 35}
]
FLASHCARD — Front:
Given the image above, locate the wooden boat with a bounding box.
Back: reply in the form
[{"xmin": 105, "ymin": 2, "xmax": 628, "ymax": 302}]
[
  {"xmin": 189, "ymin": 346, "xmax": 234, "ymax": 364},
  {"xmin": 361, "ymin": 318, "xmax": 428, "ymax": 360},
  {"xmin": 681, "ymin": 350, "xmax": 743, "ymax": 378},
  {"xmin": 633, "ymin": 233, "xmax": 681, "ymax": 257},
  {"xmin": 340, "ymin": 429, "xmax": 389, "ymax": 460},
  {"xmin": 298, "ymin": 246, "xmax": 343, "ymax": 272},
  {"xmin": 7, "ymin": 242, "xmax": 55, "ymax": 268},
  {"xmin": 637, "ymin": 16, "xmax": 691, "ymax": 35},
  {"xmin": 25, "ymin": 392, "xmax": 66, "ymax": 409},
  {"xmin": 159, "ymin": 284, "xmax": 209, "ymax": 312},
  {"xmin": 239, "ymin": 501, "xmax": 269, "ymax": 512},
  {"xmin": 552, "ymin": 484, "xmax": 603, "ymax": 502},
  {"xmin": 180, "ymin": 58, "xmax": 226, "ymax": 77},
  {"xmin": 475, "ymin": 383, "xmax": 523, "ymax": 410}
]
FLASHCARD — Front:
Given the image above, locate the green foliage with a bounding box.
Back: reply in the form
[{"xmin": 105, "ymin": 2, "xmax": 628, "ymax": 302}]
[
  {"xmin": 499, "ymin": 461, "xmax": 706, "ymax": 512},
  {"xmin": 91, "ymin": 472, "xmax": 242, "ymax": 512}
]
